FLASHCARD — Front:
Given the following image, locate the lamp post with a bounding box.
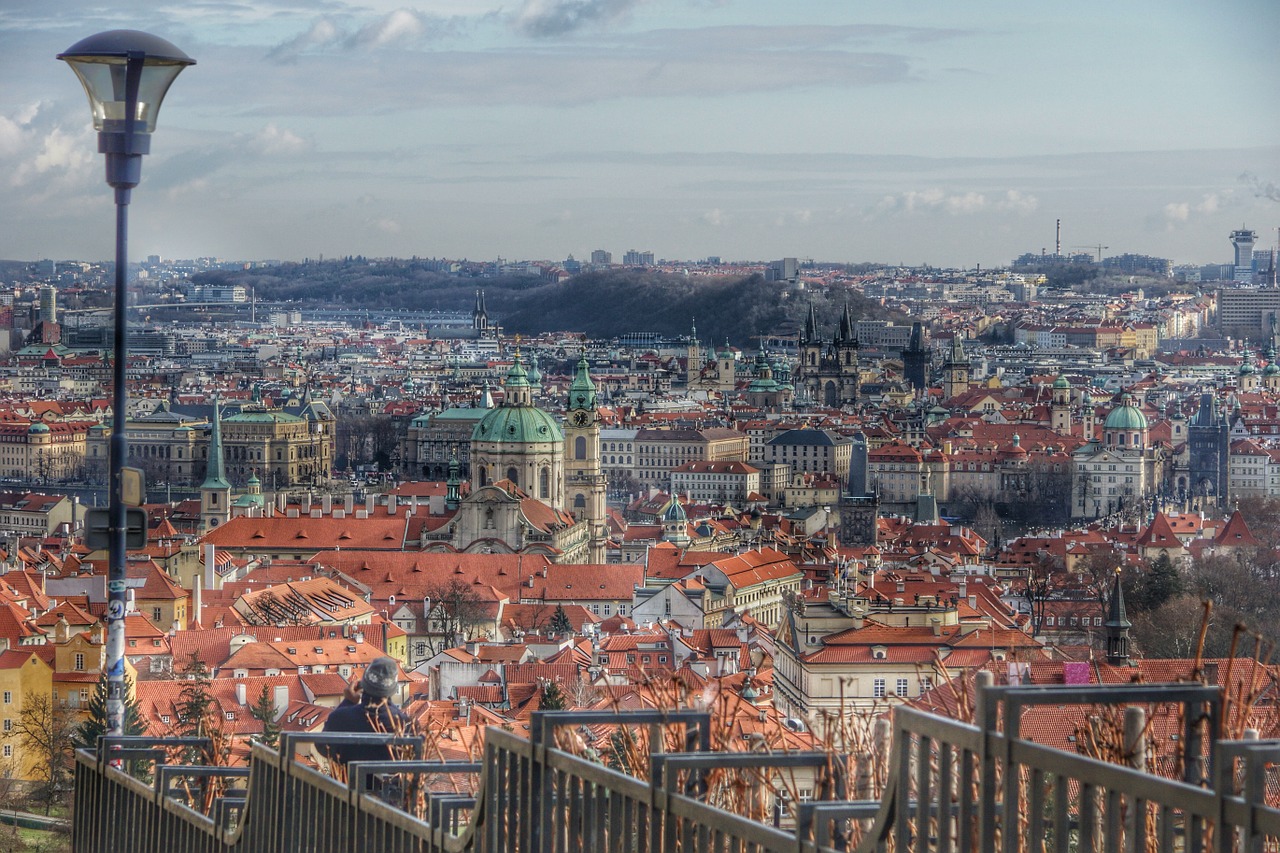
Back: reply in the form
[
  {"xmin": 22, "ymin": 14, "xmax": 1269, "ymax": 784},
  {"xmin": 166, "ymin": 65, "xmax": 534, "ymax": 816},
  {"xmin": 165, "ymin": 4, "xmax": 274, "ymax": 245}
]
[{"xmin": 59, "ymin": 30, "xmax": 194, "ymax": 738}]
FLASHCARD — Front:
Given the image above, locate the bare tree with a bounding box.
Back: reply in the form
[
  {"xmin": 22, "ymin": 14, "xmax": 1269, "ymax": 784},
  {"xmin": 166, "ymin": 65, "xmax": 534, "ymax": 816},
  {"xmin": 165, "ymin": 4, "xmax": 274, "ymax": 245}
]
[
  {"xmin": 1023, "ymin": 550, "xmax": 1066, "ymax": 637},
  {"xmin": 1, "ymin": 693, "xmax": 79, "ymax": 815},
  {"xmin": 422, "ymin": 578, "xmax": 488, "ymax": 655}
]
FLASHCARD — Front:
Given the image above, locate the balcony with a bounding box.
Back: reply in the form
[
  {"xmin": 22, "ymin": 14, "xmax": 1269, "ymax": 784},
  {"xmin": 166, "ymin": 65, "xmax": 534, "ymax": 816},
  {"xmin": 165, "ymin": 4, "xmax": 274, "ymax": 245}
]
[{"xmin": 72, "ymin": 680, "xmax": 1280, "ymax": 852}]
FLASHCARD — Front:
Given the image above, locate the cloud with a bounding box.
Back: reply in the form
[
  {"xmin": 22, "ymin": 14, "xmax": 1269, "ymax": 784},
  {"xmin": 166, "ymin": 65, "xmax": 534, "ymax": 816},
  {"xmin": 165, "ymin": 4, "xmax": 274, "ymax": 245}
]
[
  {"xmin": 701, "ymin": 208, "xmax": 725, "ymax": 226},
  {"xmin": 249, "ymin": 124, "xmax": 310, "ymax": 156},
  {"xmin": 348, "ymin": 9, "xmax": 432, "ymax": 48},
  {"xmin": 1241, "ymin": 172, "xmax": 1280, "ymax": 203},
  {"xmin": 873, "ymin": 187, "xmax": 1041, "ymax": 218},
  {"xmin": 268, "ymin": 18, "xmax": 344, "ymax": 62},
  {"xmin": 1163, "ymin": 193, "xmax": 1223, "ymax": 225},
  {"xmin": 515, "ymin": 0, "xmax": 645, "ymax": 37},
  {"xmin": 995, "ymin": 190, "xmax": 1038, "ymax": 214}
]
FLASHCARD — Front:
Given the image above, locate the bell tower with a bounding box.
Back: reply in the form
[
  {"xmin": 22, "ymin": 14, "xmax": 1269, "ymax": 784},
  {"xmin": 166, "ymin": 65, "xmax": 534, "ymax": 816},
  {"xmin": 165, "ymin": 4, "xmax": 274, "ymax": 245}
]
[{"xmin": 564, "ymin": 353, "xmax": 607, "ymax": 563}]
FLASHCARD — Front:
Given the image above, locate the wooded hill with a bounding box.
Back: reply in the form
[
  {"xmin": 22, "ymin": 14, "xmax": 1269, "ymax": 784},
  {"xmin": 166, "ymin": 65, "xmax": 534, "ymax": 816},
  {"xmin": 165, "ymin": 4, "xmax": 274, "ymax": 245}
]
[{"xmin": 191, "ymin": 262, "xmax": 898, "ymax": 347}]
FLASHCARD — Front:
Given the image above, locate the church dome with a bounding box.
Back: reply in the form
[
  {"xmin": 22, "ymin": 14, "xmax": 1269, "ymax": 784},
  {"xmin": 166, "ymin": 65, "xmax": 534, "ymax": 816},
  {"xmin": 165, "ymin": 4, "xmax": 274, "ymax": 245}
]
[
  {"xmin": 472, "ymin": 406, "xmax": 562, "ymax": 445},
  {"xmin": 661, "ymin": 497, "xmax": 687, "ymax": 523},
  {"xmin": 1053, "ymin": 374, "xmax": 1070, "ymax": 390},
  {"xmin": 1103, "ymin": 394, "xmax": 1148, "ymax": 431},
  {"xmin": 27, "ymin": 422, "xmax": 49, "ymax": 434}
]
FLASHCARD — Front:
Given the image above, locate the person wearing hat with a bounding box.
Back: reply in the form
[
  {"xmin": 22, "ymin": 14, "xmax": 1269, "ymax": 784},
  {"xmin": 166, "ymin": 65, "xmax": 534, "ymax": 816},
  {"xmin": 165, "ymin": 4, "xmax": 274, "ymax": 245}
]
[{"xmin": 321, "ymin": 656, "xmax": 414, "ymax": 767}]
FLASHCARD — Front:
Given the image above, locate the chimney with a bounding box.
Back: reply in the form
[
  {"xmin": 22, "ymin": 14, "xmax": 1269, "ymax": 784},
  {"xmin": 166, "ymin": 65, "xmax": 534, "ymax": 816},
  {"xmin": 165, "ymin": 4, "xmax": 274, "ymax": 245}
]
[
  {"xmin": 235, "ymin": 682, "xmax": 247, "ymax": 706},
  {"xmin": 126, "ymin": 588, "xmax": 136, "ymax": 613},
  {"xmin": 366, "ymin": 494, "xmax": 375, "ymax": 514},
  {"xmin": 204, "ymin": 544, "xmax": 216, "ymax": 589},
  {"xmin": 303, "ymin": 494, "xmax": 312, "ymax": 514},
  {"xmin": 192, "ymin": 574, "xmax": 203, "ymax": 629},
  {"xmin": 273, "ymin": 685, "xmax": 289, "ymax": 721},
  {"xmin": 345, "ymin": 494, "xmax": 355, "ymax": 515},
  {"xmin": 930, "ymin": 617, "xmax": 941, "ymax": 637},
  {"xmin": 387, "ymin": 494, "xmax": 397, "ymax": 514},
  {"xmin": 322, "ymin": 494, "xmax": 333, "ymax": 514}
]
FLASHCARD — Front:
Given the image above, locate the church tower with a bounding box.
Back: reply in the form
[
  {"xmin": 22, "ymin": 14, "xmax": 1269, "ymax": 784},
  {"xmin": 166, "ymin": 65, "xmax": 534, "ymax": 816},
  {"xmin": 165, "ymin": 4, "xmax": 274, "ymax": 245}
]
[
  {"xmin": 902, "ymin": 322, "xmax": 928, "ymax": 391},
  {"xmin": 200, "ymin": 400, "xmax": 232, "ymax": 532},
  {"xmin": 564, "ymin": 354, "xmax": 608, "ymax": 563},
  {"xmin": 1104, "ymin": 568, "xmax": 1132, "ymax": 666},
  {"xmin": 685, "ymin": 319, "xmax": 701, "ymax": 386},
  {"xmin": 472, "ymin": 290, "xmax": 489, "ymax": 334},
  {"xmin": 944, "ymin": 335, "xmax": 969, "ymax": 400},
  {"xmin": 1051, "ymin": 375, "xmax": 1072, "ymax": 435}
]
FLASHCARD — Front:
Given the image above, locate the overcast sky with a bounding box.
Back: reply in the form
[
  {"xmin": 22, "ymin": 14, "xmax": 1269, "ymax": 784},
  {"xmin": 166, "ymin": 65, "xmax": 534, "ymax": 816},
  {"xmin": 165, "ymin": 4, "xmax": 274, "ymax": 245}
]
[{"xmin": 1, "ymin": 0, "xmax": 1277, "ymax": 268}]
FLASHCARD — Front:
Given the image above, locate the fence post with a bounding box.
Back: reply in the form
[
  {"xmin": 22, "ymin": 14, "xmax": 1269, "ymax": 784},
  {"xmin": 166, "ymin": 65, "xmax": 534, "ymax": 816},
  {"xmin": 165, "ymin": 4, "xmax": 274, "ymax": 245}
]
[{"xmin": 1124, "ymin": 706, "xmax": 1146, "ymax": 772}]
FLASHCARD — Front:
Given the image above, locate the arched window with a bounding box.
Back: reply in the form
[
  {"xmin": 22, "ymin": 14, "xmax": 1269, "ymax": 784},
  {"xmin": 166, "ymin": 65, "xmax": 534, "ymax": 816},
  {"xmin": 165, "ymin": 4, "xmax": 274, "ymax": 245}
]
[
  {"xmin": 540, "ymin": 467, "xmax": 550, "ymax": 498},
  {"xmin": 575, "ymin": 436, "xmax": 587, "ymax": 460},
  {"xmin": 507, "ymin": 467, "xmax": 519, "ymax": 486},
  {"xmin": 574, "ymin": 494, "xmax": 586, "ymax": 510}
]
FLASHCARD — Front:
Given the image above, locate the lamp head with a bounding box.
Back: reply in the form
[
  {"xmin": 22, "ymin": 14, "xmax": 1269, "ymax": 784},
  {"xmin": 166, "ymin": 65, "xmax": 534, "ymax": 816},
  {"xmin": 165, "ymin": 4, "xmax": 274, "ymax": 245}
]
[{"xmin": 58, "ymin": 30, "xmax": 195, "ymax": 134}]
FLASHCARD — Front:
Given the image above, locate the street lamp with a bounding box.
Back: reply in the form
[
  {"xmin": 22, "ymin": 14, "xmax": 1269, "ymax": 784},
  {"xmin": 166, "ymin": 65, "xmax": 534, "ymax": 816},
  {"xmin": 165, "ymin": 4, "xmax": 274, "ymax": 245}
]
[{"xmin": 59, "ymin": 30, "xmax": 194, "ymax": 738}]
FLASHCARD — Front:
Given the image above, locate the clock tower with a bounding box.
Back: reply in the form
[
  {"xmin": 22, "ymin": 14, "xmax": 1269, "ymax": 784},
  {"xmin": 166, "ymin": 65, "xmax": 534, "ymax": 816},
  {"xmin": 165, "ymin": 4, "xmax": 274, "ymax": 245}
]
[{"xmin": 564, "ymin": 353, "xmax": 608, "ymax": 563}]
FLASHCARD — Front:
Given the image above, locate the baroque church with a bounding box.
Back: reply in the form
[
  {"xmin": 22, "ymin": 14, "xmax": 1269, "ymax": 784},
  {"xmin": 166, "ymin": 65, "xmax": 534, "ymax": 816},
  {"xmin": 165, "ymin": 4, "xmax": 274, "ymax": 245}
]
[{"xmin": 424, "ymin": 353, "xmax": 608, "ymax": 563}]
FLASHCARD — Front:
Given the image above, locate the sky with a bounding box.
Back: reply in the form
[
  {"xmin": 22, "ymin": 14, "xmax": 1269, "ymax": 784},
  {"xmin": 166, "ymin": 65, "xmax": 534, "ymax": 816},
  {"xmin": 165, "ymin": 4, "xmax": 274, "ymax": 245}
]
[{"xmin": 0, "ymin": 0, "xmax": 1277, "ymax": 269}]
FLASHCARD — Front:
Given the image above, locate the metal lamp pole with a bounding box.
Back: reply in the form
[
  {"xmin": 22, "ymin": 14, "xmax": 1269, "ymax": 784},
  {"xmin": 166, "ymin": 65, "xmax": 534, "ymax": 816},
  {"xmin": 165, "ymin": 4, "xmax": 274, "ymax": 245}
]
[{"xmin": 59, "ymin": 30, "xmax": 194, "ymax": 737}]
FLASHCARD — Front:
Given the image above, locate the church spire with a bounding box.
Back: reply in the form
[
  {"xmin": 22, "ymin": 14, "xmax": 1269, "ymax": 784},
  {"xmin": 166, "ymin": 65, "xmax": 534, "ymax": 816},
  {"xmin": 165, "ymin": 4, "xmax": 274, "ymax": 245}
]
[
  {"xmin": 1104, "ymin": 568, "xmax": 1132, "ymax": 665},
  {"xmin": 569, "ymin": 352, "xmax": 597, "ymax": 412},
  {"xmin": 201, "ymin": 400, "xmax": 230, "ymax": 491}
]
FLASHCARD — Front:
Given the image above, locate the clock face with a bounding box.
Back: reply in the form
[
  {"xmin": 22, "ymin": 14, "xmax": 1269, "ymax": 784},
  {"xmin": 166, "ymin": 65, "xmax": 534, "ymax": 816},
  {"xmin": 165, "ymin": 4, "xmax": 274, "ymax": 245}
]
[{"xmin": 571, "ymin": 410, "xmax": 591, "ymax": 427}]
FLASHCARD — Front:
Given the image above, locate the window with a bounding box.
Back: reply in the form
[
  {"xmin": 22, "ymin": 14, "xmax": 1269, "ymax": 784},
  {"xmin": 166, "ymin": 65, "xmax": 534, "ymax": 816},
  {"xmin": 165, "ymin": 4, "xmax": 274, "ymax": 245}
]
[
  {"xmin": 161, "ymin": 715, "xmax": 170, "ymax": 724},
  {"xmin": 2, "ymin": 691, "xmax": 10, "ymax": 704},
  {"xmin": 2, "ymin": 719, "xmax": 10, "ymax": 732},
  {"xmin": 153, "ymin": 607, "xmax": 163, "ymax": 623},
  {"xmin": 2, "ymin": 745, "xmax": 10, "ymax": 758},
  {"xmin": 225, "ymin": 712, "xmax": 235, "ymax": 721},
  {"xmin": 74, "ymin": 653, "xmax": 85, "ymax": 671},
  {"xmin": 896, "ymin": 678, "xmax": 909, "ymax": 696},
  {"xmin": 873, "ymin": 679, "xmax": 886, "ymax": 699}
]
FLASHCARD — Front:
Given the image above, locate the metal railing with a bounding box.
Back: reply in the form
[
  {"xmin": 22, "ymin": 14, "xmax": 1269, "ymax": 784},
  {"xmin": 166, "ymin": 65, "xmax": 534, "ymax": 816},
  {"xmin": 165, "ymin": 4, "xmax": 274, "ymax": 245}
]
[{"xmin": 71, "ymin": 683, "xmax": 1280, "ymax": 852}]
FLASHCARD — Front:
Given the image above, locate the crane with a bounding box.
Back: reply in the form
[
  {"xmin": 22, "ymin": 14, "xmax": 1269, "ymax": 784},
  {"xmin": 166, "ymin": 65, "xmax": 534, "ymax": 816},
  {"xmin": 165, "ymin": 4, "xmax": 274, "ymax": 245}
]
[{"xmin": 1070, "ymin": 244, "xmax": 1109, "ymax": 263}]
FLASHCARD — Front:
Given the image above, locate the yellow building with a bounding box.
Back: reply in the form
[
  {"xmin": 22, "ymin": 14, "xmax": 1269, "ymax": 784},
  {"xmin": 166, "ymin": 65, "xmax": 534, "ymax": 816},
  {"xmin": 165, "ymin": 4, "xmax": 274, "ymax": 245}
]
[{"xmin": 0, "ymin": 649, "xmax": 55, "ymax": 782}]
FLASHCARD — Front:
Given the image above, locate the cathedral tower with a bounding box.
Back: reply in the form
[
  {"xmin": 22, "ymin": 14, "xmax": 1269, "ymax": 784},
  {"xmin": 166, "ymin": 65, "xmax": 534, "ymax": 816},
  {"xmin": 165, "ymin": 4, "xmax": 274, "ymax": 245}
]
[{"xmin": 564, "ymin": 354, "xmax": 608, "ymax": 563}]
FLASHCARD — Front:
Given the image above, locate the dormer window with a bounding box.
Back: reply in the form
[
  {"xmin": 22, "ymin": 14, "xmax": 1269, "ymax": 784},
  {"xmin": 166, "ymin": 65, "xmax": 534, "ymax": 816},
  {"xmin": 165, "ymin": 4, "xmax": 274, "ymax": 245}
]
[{"xmin": 871, "ymin": 646, "xmax": 887, "ymax": 660}]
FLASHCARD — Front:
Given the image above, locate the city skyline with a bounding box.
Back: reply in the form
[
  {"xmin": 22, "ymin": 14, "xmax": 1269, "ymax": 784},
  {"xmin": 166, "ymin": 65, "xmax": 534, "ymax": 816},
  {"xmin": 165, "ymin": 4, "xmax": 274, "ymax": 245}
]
[{"xmin": 1, "ymin": 0, "xmax": 1277, "ymax": 267}]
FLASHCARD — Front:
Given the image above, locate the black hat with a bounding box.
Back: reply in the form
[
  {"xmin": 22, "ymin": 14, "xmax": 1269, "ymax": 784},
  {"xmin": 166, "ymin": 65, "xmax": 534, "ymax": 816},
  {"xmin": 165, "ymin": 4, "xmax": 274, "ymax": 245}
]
[{"xmin": 361, "ymin": 656, "xmax": 399, "ymax": 699}]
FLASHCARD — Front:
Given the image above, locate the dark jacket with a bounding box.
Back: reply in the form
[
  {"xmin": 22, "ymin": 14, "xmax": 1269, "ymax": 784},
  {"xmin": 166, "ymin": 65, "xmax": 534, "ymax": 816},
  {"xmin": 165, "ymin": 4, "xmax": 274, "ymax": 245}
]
[{"xmin": 321, "ymin": 697, "xmax": 413, "ymax": 766}]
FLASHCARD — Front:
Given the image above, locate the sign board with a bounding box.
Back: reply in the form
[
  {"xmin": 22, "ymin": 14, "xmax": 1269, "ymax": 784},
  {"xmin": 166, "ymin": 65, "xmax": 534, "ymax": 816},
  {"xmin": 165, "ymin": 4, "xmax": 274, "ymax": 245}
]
[{"xmin": 84, "ymin": 507, "xmax": 148, "ymax": 550}]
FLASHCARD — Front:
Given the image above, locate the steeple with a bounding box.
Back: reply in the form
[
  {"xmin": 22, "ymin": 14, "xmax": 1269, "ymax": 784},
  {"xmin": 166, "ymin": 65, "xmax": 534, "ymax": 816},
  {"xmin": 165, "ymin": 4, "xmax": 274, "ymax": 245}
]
[
  {"xmin": 201, "ymin": 400, "xmax": 231, "ymax": 491},
  {"xmin": 200, "ymin": 400, "xmax": 232, "ymax": 531},
  {"xmin": 838, "ymin": 302, "xmax": 855, "ymax": 344},
  {"xmin": 569, "ymin": 352, "xmax": 597, "ymax": 412},
  {"xmin": 472, "ymin": 289, "xmax": 489, "ymax": 332},
  {"xmin": 1104, "ymin": 568, "xmax": 1132, "ymax": 665},
  {"xmin": 802, "ymin": 302, "xmax": 818, "ymax": 344}
]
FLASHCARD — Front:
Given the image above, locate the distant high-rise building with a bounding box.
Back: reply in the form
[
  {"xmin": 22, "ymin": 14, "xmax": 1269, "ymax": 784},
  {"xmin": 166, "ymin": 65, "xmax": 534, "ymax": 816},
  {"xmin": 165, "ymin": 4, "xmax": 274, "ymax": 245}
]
[
  {"xmin": 764, "ymin": 258, "xmax": 798, "ymax": 282},
  {"xmin": 622, "ymin": 249, "xmax": 654, "ymax": 266},
  {"xmin": 590, "ymin": 249, "xmax": 611, "ymax": 265},
  {"xmin": 1232, "ymin": 228, "xmax": 1257, "ymax": 282},
  {"xmin": 38, "ymin": 286, "xmax": 56, "ymax": 325}
]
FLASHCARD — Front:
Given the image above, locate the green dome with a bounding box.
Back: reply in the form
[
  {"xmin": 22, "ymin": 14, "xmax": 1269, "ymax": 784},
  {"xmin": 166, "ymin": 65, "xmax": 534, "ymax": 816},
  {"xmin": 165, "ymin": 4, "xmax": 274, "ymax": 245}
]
[
  {"xmin": 662, "ymin": 497, "xmax": 687, "ymax": 523},
  {"xmin": 1265, "ymin": 362, "xmax": 1280, "ymax": 377},
  {"xmin": 1053, "ymin": 375, "xmax": 1070, "ymax": 389},
  {"xmin": 27, "ymin": 422, "xmax": 49, "ymax": 434},
  {"xmin": 1103, "ymin": 394, "xmax": 1148, "ymax": 431},
  {"xmin": 472, "ymin": 405, "xmax": 563, "ymax": 444}
]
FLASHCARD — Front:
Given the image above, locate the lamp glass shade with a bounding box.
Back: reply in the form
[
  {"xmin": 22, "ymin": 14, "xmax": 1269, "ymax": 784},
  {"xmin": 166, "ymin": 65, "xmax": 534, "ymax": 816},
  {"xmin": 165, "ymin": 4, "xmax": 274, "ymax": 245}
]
[{"xmin": 58, "ymin": 30, "xmax": 194, "ymax": 133}]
